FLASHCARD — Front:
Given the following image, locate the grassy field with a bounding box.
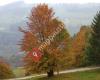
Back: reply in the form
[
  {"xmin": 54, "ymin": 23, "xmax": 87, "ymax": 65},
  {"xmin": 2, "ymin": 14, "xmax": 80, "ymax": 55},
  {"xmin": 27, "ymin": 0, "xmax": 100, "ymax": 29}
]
[
  {"xmin": 13, "ymin": 67, "xmax": 25, "ymax": 77},
  {"xmin": 28, "ymin": 69, "xmax": 100, "ymax": 80}
]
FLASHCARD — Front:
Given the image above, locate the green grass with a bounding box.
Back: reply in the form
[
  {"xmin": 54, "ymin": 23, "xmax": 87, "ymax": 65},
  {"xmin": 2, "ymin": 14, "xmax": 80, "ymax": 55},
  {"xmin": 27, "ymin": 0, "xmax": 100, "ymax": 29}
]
[
  {"xmin": 28, "ymin": 69, "xmax": 100, "ymax": 80},
  {"xmin": 13, "ymin": 67, "xmax": 25, "ymax": 77}
]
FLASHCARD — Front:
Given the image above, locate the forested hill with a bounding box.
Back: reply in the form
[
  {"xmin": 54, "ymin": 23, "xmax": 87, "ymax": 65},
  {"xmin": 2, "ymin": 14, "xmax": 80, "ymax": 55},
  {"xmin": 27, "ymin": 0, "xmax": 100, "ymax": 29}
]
[{"xmin": 0, "ymin": 1, "xmax": 100, "ymax": 66}]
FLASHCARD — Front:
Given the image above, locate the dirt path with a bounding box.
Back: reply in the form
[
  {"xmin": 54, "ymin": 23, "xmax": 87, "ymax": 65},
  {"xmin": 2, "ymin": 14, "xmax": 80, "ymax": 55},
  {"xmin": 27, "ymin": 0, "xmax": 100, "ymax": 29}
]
[{"xmin": 6, "ymin": 66, "xmax": 100, "ymax": 80}]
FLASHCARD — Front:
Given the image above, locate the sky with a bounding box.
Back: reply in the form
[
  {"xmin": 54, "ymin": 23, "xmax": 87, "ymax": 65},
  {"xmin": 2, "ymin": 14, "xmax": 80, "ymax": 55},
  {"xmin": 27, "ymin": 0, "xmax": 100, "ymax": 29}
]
[{"xmin": 0, "ymin": 0, "xmax": 100, "ymax": 6}]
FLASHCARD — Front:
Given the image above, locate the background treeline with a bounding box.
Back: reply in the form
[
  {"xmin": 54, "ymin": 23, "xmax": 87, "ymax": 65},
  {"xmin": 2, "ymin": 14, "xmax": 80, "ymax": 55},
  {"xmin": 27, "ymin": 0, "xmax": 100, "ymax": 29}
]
[{"xmin": 68, "ymin": 11, "xmax": 100, "ymax": 68}]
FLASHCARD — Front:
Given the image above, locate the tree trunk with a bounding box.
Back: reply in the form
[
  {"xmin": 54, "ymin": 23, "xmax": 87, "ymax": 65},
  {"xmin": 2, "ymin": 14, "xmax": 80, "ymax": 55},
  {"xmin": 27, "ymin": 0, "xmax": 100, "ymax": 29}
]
[{"xmin": 47, "ymin": 69, "xmax": 54, "ymax": 77}]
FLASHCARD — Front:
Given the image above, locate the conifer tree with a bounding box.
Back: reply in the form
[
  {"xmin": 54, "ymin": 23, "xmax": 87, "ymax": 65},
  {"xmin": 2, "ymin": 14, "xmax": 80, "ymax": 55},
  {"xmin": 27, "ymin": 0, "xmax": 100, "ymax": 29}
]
[{"xmin": 85, "ymin": 11, "xmax": 100, "ymax": 65}]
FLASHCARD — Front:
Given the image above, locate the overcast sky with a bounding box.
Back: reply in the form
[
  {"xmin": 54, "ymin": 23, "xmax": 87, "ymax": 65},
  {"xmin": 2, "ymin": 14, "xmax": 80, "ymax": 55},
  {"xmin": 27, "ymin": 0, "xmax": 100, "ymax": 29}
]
[{"xmin": 0, "ymin": 0, "xmax": 100, "ymax": 6}]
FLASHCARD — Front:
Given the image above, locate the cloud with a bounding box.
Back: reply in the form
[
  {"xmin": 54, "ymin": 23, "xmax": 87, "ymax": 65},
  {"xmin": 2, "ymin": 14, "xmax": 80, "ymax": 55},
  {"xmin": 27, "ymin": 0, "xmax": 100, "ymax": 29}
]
[
  {"xmin": 0, "ymin": 0, "xmax": 100, "ymax": 6},
  {"xmin": 0, "ymin": 0, "xmax": 20, "ymax": 6},
  {"xmin": 0, "ymin": 27, "xmax": 6, "ymax": 31},
  {"xmin": 24, "ymin": 0, "xmax": 100, "ymax": 4}
]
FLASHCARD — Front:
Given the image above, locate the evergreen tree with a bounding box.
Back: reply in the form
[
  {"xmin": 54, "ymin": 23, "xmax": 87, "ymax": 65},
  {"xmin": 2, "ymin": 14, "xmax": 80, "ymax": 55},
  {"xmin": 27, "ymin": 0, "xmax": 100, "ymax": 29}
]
[{"xmin": 85, "ymin": 11, "xmax": 100, "ymax": 65}]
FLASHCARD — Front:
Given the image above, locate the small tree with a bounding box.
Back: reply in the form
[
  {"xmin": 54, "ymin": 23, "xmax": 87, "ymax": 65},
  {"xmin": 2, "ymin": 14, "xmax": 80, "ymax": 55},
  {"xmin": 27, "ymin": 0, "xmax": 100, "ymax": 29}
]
[
  {"xmin": 85, "ymin": 11, "xmax": 100, "ymax": 65},
  {"xmin": 0, "ymin": 59, "xmax": 14, "ymax": 79},
  {"xmin": 19, "ymin": 4, "xmax": 70, "ymax": 77},
  {"xmin": 69, "ymin": 26, "xmax": 90, "ymax": 67}
]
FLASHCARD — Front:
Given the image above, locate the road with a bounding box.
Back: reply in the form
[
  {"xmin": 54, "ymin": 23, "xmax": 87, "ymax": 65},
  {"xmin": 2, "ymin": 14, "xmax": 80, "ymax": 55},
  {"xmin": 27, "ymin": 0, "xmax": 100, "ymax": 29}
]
[{"xmin": 6, "ymin": 66, "xmax": 100, "ymax": 80}]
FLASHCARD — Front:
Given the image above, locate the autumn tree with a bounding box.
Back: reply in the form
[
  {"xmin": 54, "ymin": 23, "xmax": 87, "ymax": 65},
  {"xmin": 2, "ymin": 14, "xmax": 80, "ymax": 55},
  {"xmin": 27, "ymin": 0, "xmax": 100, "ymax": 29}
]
[
  {"xmin": 69, "ymin": 26, "xmax": 90, "ymax": 67},
  {"xmin": 0, "ymin": 59, "xmax": 14, "ymax": 79},
  {"xmin": 85, "ymin": 11, "xmax": 100, "ymax": 65},
  {"xmin": 19, "ymin": 4, "xmax": 70, "ymax": 77}
]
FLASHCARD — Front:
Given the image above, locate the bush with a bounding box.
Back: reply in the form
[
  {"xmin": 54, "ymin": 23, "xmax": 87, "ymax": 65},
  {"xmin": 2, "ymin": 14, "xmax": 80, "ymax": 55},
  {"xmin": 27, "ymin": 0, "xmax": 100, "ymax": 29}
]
[{"xmin": 0, "ymin": 60, "xmax": 15, "ymax": 79}]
